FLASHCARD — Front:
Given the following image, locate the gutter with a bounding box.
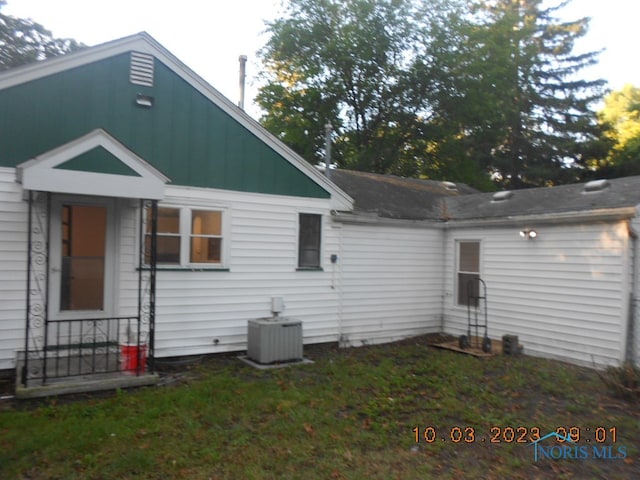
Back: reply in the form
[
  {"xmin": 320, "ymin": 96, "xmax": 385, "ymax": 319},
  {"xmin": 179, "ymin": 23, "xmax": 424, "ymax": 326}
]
[
  {"xmin": 330, "ymin": 210, "xmax": 443, "ymax": 229},
  {"xmin": 442, "ymin": 207, "xmax": 638, "ymax": 229},
  {"xmin": 330, "ymin": 206, "xmax": 638, "ymax": 230}
]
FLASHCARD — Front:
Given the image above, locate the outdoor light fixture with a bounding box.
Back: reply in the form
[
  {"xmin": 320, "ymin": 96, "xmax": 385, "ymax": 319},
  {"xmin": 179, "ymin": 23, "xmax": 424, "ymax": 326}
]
[
  {"xmin": 135, "ymin": 93, "xmax": 154, "ymax": 108},
  {"xmin": 519, "ymin": 228, "xmax": 537, "ymax": 239}
]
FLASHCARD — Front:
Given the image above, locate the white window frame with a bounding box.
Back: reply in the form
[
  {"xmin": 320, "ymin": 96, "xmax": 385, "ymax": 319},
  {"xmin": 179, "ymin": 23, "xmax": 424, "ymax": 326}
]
[
  {"xmin": 455, "ymin": 240, "xmax": 481, "ymax": 307},
  {"xmin": 143, "ymin": 204, "xmax": 229, "ymax": 269}
]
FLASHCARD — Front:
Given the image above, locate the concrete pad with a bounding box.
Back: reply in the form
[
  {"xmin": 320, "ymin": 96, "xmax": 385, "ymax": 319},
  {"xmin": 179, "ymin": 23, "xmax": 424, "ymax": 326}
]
[
  {"xmin": 237, "ymin": 355, "xmax": 314, "ymax": 370},
  {"xmin": 16, "ymin": 373, "xmax": 160, "ymax": 399}
]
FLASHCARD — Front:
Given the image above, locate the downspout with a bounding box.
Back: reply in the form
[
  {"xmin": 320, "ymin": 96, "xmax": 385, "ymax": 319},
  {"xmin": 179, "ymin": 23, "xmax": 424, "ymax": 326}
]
[
  {"xmin": 626, "ymin": 219, "xmax": 638, "ymax": 365},
  {"xmin": 440, "ymin": 198, "xmax": 450, "ymax": 334}
]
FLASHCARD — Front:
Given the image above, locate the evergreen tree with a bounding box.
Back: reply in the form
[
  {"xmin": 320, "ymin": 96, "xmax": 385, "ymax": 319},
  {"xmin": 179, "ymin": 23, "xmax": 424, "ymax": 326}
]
[
  {"xmin": 257, "ymin": 0, "xmax": 605, "ymax": 189},
  {"xmin": 441, "ymin": 0, "xmax": 606, "ymax": 188}
]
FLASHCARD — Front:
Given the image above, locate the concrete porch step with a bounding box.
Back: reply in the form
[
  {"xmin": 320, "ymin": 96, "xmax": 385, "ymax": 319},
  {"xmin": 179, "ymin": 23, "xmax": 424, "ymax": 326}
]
[{"xmin": 15, "ymin": 371, "xmax": 160, "ymax": 399}]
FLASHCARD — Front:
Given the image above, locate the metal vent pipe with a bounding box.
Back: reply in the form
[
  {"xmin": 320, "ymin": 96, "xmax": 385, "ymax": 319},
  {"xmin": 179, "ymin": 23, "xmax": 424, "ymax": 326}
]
[{"xmin": 238, "ymin": 55, "xmax": 247, "ymax": 110}]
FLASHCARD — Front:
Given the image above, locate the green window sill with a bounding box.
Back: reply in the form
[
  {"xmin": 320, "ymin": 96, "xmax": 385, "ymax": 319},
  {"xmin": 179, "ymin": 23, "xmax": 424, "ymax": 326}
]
[
  {"xmin": 138, "ymin": 266, "xmax": 230, "ymax": 272},
  {"xmin": 296, "ymin": 266, "xmax": 324, "ymax": 272}
]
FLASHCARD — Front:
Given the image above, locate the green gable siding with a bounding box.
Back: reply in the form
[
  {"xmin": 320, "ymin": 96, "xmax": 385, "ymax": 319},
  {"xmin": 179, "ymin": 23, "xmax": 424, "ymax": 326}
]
[
  {"xmin": 0, "ymin": 54, "xmax": 329, "ymax": 198},
  {"xmin": 55, "ymin": 146, "xmax": 141, "ymax": 176}
]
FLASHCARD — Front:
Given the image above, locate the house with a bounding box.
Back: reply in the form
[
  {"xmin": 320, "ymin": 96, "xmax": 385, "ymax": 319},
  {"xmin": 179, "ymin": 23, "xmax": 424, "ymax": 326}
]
[
  {"xmin": 0, "ymin": 33, "xmax": 638, "ymax": 396},
  {"xmin": 331, "ymin": 171, "xmax": 640, "ymax": 368},
  {"xmin": 441, "ymin": 177, "xmax": 640, "ymax": 368}
]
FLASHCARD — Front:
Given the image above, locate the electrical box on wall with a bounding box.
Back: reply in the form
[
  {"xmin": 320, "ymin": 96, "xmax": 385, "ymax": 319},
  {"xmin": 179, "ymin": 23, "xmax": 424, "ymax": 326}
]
[{"xmin": 271, "ymin": 296, "xmax": 284, "ymax": 315}]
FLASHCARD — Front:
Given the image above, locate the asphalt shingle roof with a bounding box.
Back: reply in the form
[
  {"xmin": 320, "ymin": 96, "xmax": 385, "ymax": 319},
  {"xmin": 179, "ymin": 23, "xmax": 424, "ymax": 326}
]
[
  {"xmin": 443, "ymin": 176, "xmax": 640, "ymax": 221},
  {"xmin": 330, "ymin": 170, "xmax": 640, "ymax": 222},
  {"xmin": 328, "ymin": 169, "xmax": 477, "ymax": 220}
]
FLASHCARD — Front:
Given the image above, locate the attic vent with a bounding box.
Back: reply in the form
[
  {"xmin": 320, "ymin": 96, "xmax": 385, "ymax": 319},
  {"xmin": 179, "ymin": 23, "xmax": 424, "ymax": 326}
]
[
  {"xmin": 583, "ymin": 179, "xmax": 610, "ymax": 193},
  {"xmin": 442, "ymin": 181, "xmax": 457, "ymax": 191},
  {"xmin": 130, "ymin": 52, "xmax": 154, "ymax": 87},
  {"xmin": 492, "ymin": 190, "xmax": 513, "ymax": 202}
]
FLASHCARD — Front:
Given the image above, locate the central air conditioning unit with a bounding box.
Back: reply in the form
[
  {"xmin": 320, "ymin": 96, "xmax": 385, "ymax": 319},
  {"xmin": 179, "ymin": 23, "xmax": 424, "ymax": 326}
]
[
  {"xmin": 247, "ymin": 297, "xmax": 303, "ymax": 364},
  {"xmin": 247, "ymin": 318, "xmax": 303, "ymax": 364}
]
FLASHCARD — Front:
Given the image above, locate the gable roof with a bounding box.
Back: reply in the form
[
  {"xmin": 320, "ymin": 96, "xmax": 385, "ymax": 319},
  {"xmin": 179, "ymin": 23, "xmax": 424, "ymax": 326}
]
[
  {"xmin": 444, "ymin": 176, "xmax": 640, "ymax": 223},
  {"xmin": 16, "ymin": 129, "xmax": 169, "ymax": 199},
  {"xmin": 329, "ymin": 169, "xmax": 476, "ymax": 220},
  {"xmin": 0, "ymin": 32, "xmax": 353, "ymax": 210}
]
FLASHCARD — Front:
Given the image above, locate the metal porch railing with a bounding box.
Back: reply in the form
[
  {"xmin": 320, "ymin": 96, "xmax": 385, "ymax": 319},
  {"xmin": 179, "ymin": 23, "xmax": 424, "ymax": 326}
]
[{"xmin": 20, "ymin": 316, "xmax": 149, "ymax": 386}]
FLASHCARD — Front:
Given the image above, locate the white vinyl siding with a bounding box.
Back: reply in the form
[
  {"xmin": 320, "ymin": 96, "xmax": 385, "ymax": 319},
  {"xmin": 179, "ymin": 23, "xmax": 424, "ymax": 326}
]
[
  {"xmin": 149, "ymin": 186, "xmax": 341, "ymax": 357},
  {"xmin": 1, "ymin": 166, "xmax": 639, "ymax": 372},
  {"xmin": 0, "ymin": 169, "xmax": 28, "ymax": 370},
  {"xmin": 443, "ymin": 222, "xmax": 631, "ymax": 367},
  {"xmin": 338, "ymin": 223, "xmax": 443, "ymax": 346}
]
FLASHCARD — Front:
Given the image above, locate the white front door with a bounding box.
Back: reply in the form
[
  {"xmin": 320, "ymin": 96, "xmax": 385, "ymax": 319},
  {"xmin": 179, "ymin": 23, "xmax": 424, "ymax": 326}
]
[{"xmin": 49, "ymin": 196, "xmax": 116, "ymax": 320}]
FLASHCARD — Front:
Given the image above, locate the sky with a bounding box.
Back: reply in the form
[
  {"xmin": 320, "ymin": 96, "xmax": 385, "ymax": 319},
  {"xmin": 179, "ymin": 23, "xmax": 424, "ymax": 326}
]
[{"xmin": 3, "ymin": 0, "xmax": 639, "ymax": 119}]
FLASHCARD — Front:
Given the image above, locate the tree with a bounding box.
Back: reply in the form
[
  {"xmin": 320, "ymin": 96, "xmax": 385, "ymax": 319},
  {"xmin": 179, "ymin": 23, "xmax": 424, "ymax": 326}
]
[
  {"xmin": 435, "ymin": 0, "xmax": 607, "ymax": 189},
  {"xmin": 590, "ymin": 84, "xmax": 640, "ymax": 177},
  {"xmin": 0, "ymin": 0, "xmax": 83, "ymax": 71},
  {"xmin": 257, "ymin": 0, "xmax": 460, "ymax": 176},
  {"xmin": 257, "ymin": 0, "xmax": 606, "ymax": 190}
]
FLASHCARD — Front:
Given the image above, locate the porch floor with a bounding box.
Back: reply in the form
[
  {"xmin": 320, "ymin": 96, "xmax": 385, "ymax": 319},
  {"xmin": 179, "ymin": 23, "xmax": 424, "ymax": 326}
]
[{"xmin": 15, "ymin": 351, "xmax": 159, "ymax": 399}]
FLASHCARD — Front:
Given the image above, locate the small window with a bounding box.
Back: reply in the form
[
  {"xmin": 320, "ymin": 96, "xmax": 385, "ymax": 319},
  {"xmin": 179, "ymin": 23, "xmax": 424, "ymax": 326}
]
[
  {"xmin": 298, "ymin": 213, "xmax": 321, "ymax": 268},
  {"xmin": 457, "ymin": 241, "xmax": 480, "ymax": 306},
  {"xmin": 144, "ymin": 206, "xmax": 224, "ymax": 267}
]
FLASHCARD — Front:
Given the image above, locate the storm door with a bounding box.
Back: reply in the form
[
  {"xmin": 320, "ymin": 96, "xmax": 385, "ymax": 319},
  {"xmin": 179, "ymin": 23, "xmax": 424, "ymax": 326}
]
[{"xmin": 49, "ymin": 197, "xmax": 115, "ymax": 319}]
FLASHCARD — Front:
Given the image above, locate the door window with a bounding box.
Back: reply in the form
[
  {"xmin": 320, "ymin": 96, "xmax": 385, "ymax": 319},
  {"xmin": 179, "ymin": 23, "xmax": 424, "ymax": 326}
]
[{"xmin": 60, "ymin": 205, "xmax": 107, "ymax": 311}]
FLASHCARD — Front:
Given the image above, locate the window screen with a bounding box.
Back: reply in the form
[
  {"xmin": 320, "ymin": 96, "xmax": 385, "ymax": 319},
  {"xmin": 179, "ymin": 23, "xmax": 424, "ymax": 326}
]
[{"xmin": 298, "ymin": 214, "xmax": 321, "ymax": 268}]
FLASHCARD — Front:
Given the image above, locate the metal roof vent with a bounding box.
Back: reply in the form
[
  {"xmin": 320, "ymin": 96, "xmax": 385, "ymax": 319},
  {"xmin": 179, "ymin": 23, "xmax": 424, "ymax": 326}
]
[
  {"xmin": 130, "ymin": 52, "xmax": 154, "ymax": 87},
  {"xmin": 492, "ymin": 190, "xmax": 514, "ymax": 202},
  {"xmin": 442, "ymin": 181, "xmax": 457, "ymax": 191},
  {"xmin": 583, "ymin": 179, "xmax": 610, "ymax": 193}
]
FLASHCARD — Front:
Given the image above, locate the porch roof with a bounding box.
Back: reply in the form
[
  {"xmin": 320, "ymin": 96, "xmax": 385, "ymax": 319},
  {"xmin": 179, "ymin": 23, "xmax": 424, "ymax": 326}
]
[{"xmin": 16, "ymin": 129, "xmax": 169, "ymax": 199}]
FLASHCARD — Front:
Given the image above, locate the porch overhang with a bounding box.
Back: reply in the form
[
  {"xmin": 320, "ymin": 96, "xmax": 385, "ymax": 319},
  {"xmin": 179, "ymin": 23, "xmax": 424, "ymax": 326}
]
[{"xmin": 16, "ymin": 129, "xmax": 169, "ymax": 199}]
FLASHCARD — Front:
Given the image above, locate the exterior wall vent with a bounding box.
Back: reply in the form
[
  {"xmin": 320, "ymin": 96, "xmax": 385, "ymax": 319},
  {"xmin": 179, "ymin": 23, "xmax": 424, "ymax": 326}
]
[
  {"xmin": 492, "ymin": 190, "xmax": 513, "ymax": 202},
  {"xmin": 130, "ymin": 52, "xmax": 154, "ymax": 87},
  {"xmin": 583, "ymin": 179, "xmax": 610, "ymax": 193}
]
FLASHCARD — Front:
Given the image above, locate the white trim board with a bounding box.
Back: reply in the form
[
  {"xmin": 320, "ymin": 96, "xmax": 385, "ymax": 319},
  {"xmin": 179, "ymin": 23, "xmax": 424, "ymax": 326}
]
[{"xmin": 16, "ymin": 129, "xmax": 169, "ymax": 199}]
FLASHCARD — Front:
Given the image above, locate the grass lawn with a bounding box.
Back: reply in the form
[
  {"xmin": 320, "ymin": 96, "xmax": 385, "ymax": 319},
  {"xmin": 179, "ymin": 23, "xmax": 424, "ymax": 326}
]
[{"xmin": 1, "ymin": 335, "xmax": 638, "ymax": 479}]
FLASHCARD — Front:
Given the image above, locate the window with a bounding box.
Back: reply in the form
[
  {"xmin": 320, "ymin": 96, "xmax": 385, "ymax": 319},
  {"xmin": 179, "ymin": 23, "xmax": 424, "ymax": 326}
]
[
  {"xmin": 146, "ymin": 207, "xmax": 180, "ymax": 264},
  {"xmin": 457, "ymin": 241, "xmax": 480, "ymax": 306},
  {"xmin": 190, "ymin": 210, "xmax": 222, "ymax": 263},
  {"xmin": 145, "ymin": 206, "xmax": 224, "ymax": 267},
  {"xmin": 60, "ymin": 205, "xmax": 107, "ymax": 310},
  {"xmin": 298, "ymin": 213, "xmax": 321, "ymax": 268}
]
